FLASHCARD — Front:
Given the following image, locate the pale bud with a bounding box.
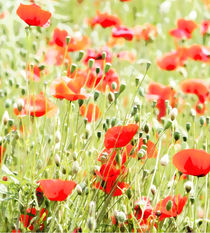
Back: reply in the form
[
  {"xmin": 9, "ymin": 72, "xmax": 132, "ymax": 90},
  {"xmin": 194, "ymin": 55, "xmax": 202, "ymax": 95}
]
[
  {"xmin": 170, "ymin": 108, "xmax": 178, "ymax": 121},
  {"xmin": 160, "ymin": 154, "xmax": 169, "ymax": 166},
  {"xmin": 184, "ymin": 181, "xmax": 193, "ymax": 193},
  {"xmin": 72, "ymin": 161, "xmax": 80, "ymax": 175},
  {"xmin": 54, "ymin": 154, "xmax": 61, "ymax": 166},
  {"xmin": 17, "ymin": 98, "xmax": 24, "ymax": 112},
  {"xmin": 2, "ymin": 111, "xmax": 9, "ymax": 125},
  {"xmin": 117, "ymin": 211, "xmax": 126, "ymax": 223},
  {"xmin": 150, "ymin": 184, "xmax": 157, "ymax": 195},
  {"xmin": 76, "ymin": 184, "xmax": 82, "ymax": 195}
]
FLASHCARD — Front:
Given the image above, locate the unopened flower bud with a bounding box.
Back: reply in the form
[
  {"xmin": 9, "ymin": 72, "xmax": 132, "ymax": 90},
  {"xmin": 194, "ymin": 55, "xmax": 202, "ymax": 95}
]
[
  {"xmin": 17, "ymin": 99, "xmax": 24, "ymax": 112},
  {"xmin": 151, "ymin": 184, "xmax": 156, "ymax": 195},
  {"xmin": 96, "ymin": 66, "xmax": 100, "ymax": 74},
  {"xmin": 88, "ymin": 58, "xmax": 94, "ymax": 69},
  {"xmin": 55, "ymin": 130, "xmax": 61, "ymax": 144},
  {"xmin": 2, "ymin": 111, "xmax": 9, "ymax": 125},
  {"xmin": 76, "ymin": 184, "xmax": 82, "ymax": 195},
  {"xmin": 199, "ymin": 116, "xmax": 205, "ymax": 126},
  {"xmin": 108, "ymin": 92, "xmax": 115, "ymax": 103},
  {"xmin": 184, "ymin": 181, "xmax": 193, "ymax": 193},
  {"xmin": 104, "ymin": 63, "xmax": 111, "ymax": 74},
  {"xmin": 72, "ymin": 161, "xmax": 80, "ymax": 175},
  {"xmin": 70, "ymin": 63, "xmax": 77, "ymax": 74},
  {"xmin": 117, "ymin": 211, "xmax": 126, "ymax": 223},
  {"xmin": 54, "ymin": 154, "xmax": 61, "ymax": 166},
  {"xmin": 102, "ymin": 51, "xmax": 106, "ymax": 59},
  {"xmin": 170, "ymin": 108, "xmax": 178, "ymax": 121},
  {"xmin": 166, "ymin": 200, "xmax": 172, "ymax": 211},
  {"xmin": 94, "ymin": 91, "xmax": 100, "ymax": 101},
  {"xmin": 77, "ymin": 50, "xmax": 84, "ymax": 61},
  {"xmin": 160, "ymin": 154, "xmax": 169, "ymax": 166},
  {"xmin": 111, "ymin": 81, "xmax": 117, "ymax": 90},
  {"xmin": 66, "ymin": 36, "xmax": 71, "ymax": 45},
  {"xmin": 186, "ymin": 122, "xmax": 191, "ymax": 131}
]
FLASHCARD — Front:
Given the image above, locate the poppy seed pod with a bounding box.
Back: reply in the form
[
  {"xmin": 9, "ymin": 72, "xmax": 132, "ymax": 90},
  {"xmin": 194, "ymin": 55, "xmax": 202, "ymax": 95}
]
[
  {"xmin": 104, "ymin": 63, "xmax": 111, "ymax": 74},
  {"xmin": 170, "ymin": 108, "xmax": 178, "ymax": 121},
  {"xmin": 151, "ymin": 184, "xmax": 157, "ymax": 195},
  {"xmin": 119, "ymin": 82, "xmax": 126, "ymax": 94},
  {"xmin": 94, "ymin": 91, "xmax": 100, "ymax": 101},
  {"xmin": 72, "ymin": 161, "xmax": 80, "ymax": 175},
  {"xmin": 76, "ymin": 184, "xmax": 83, "ymax": 195},
  {"xmin": 199, "ymin": 116, "xmax": 205, "ymax": 126},
  {"xmin": 55, "ymin": 131, "xmax": 61, "ymax": 144},
  {"xmin": 117, "ymin": 211, "xmax": 126, "ymax": 223},
  {"xmin": 66, "ymin": 36, "xmax": 71, "ymax": 45},
  {"xmin": 108, "ymin": 92, "xmax": 115, "ymax": 103},
  {"xmin": 88, "ymin": 58, "xmax": 94, "ymax": 69},
  {"xmin": 77, "ymin": 50, "xmax": 85, "ymax": 61},
  {"xmin": 186, "ymin": 122, "xmax": 191, "ymax": 131},
  {"xmin": 111, "ymin": 81, "xmax": 117, "ymax": 90},
  {"xmin": 2, "ymin": 111, "xmax": 9, "ymax": 125},
  {"xmin": 54, "ymin": 154, "xmax": 61, "ymax": 167},
  {"xmin": 70, "ymin": 64, "xmax": 77, "ymax": 74},
  {"xmin": 102, "ymin": 51, "xmax": 107, "ymax": 59}
]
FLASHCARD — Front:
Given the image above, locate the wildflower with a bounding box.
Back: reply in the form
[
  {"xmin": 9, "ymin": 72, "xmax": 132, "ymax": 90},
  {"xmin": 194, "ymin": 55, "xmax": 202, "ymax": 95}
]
[
  {"xmin": 14, "ymin": 93, "xmax": 57, "ymax": 117},
  {"xmin": 112, "ymin": 26, "xmax": 134, "ymax": 41},
  {"xmin": 38, "ymin": 179, "xmax": 77, "ymax": 201},
  {"xmin": 155, "ymin": 194, "xmax": 187, "ymax": 221},
  {"xmin": 172, "ymin": 149, "xmax": 210, "ymax": 177},
  {"xmin": 80, "ymin": 103, "xmax": 101, "ymax": 122},
  {"xmin": 104, "ymin": 124, "xmax": 139, "ymax": 149},
  {"xmin": 16, "ymin": 3, "xmax": 51, "ymax": 27}
]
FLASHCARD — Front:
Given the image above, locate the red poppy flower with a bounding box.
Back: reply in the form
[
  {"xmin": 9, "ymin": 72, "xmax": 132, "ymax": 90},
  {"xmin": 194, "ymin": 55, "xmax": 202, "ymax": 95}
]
[
  {"xmin": 172, "ymin": 149, "xmax": 210, "ymax": 177},
  {"xmin": 27, "ymin": 64, "xmax": 42, "ymax": 82},
  {"xmin": 169, "ymin": 19, "xmax": 197, "ymax": 39},
  {"xmin": 84, "ymin": 47, "xmax": 112, "ymax": 66},
  {"xmin": 50, "ymin": 76, "xmax": 87, "ymax": 101},
  {"xmin": 12, "ymin": 230, "xmax": 21, "ymax": 233},
  {"xmin": 112, "ymin": 26, "xmax": 134, "ymax": 41},
  {"xmin": 80, "ymin": 103, "xmax": 101, "ymax": 122},
  {"xmin": 51, "ymin": 28, "xmax": 68, "ymax": 47},
  {"xmin": 38, "ymin": 179, "xmax": 77, "ymax": 201},
  {"xmin": 0, "ymin": 146, "xmax": 6, "ymax": 165},
  {"xmin": 157, "ymin": 49, "xmax": 188, "ymax": 71},
  {"xmin": 20, "ymin": 207, "xmax": 47, "ymax": 231},
  {"xmin": 104, "ymin": 124, "xmax": 139, "ymax": 149},
  {"xmin": 134, "ymin": 24, "xmax": 157, "ymax": 41},
  {"xmin": 147, "ymin": 82, "xmax": 177, "ymax": 120},
  {"xmin": 201, "ymin": 20, "xmax": 210, "ymax": 35},
  {"xmin": 89, "ymin": 11, "xmax": 121, "ymax": 28},
  {"xmin": 95, "ymin": 162, "xmax": 128, "ymax": 196},
  {"xmin": 16, "ymin": 4, "xmax": 51, "ymax": 27},
  {"xmin": 14, "ymin": 93, "xmax": 57, "ymax": 117},
  {"xmin": 155, "ymin": 194, "xmax": 187, "ymax": 221},
  {"xmin": 187, "ymin": 45, "xmax": 210, "ymax": 63},
  {"xmin": 180, "ymin": 79, "xmax": 209, "ymax": 103},
  {"xmin": 68, "ymin": 35, "xmax": 89, "ymax": 52}
]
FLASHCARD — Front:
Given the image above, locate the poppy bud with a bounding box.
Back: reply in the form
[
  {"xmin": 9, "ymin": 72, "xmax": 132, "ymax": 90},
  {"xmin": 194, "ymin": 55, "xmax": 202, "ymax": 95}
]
[
  {"xmin": 104, "ymin": 63, "xmax": 111, "ymax": 74},
  {"xmin": 108, "ymin": 92, "xmax": 115, "ymax": 103},
  {"xmin": 89, "ymin": 201, "xmax": 96, "ymax": 216},
  {"xmin": 75, "ymin": 50, "xmax": 84, "ymax": 62},
  {"xmin": 199, "ymin": 116, "xmax": 205, "ymax": 126},
  {"xmin": 96, "ymin": 131, "xmax": 102, "ymax": 139},
  {"xmin": 87, "ymin": 217, "xmax": 96, "ymax": 231},
  {"xmin": 9, "ymin": 78, "xmax": 13, "ymax": 87},
  {"xmin": 166, "ymin": 200, "xmax": 172, "ymax": 211},
  {"xmin": 131, "ymin": 106, "xmax": 138, "ymax": 116},
  {"xmin": 135, "ymin": 115, "xmax": 139, "ymax": 123},
  {"xmin": 17, "ymin": 99, "xmax": 24, "ymax": 112},
  {"xmin": 144, "ymin": 124, "xmax": 149, "ymax": 133},
  {"xmin": 55, "ymin": 131, "xmax": 61, "ymax": 144},
  {"xmin": 21, "ymin": 87, "xmax": 26, "ymax": 95},
  {"xmin": 72, "ymin": 161, "xmax": 80, "ymax": 175},
  {"xmin": 111, "ymin": 81, "xmax": 117, "ymax": 90},
  {"xmin": 183, "ymin": 135, "xmax": 187, "ymax": 142},
  {"xmin": 117, "ymin": 211, "xmax": 126, "ymax": 223},
  {"xmin": 66, "ymin": 36, "xmax": 71, "ymax": 45},
  {"xmin": 119, "ymin": 82, "xmax": 126, "ymax": 94},
  {"xmin": 138, "ymin": 87, "xmax": 145, "ymax": 97},
  {"xmin": 170, "ymin": 108, "xmax": 178, "ymax": 121},
  {"xmin": 70, "ymin": 64, "xmax": 77, "ymax": 74},
  {"xmin": 102, "ymin": 51, "xmax": 106, "ymax": 60},
  {"xmin": 139, "ymin": 132, "xmax": 143, "ymax": 138},
  {"xmin": 94, "ymin": 91, "xmax": 100, "ymax": 101},
  {"xmin": 54, "ymin": 154, "xmax": 61, "ymax": 167},
  {"xmin": 186, "ymin": 122, "xmax": 191, "ymax": 131},
  {"xmin": 151, "ymin": 184, "xmax": 156, "ymax": 195},
  {"xmin": 76, "ymin": 184, "xmax": 83, "ymax": 195},
  {"xmin": 142, "ymin": 137, "xmax": 147, "ymax": 144},
  {"xmin": 190, "ymin": 109, "xmax": 196, "ymax": 118},
  {"xmin": 206, "ymin": 117, "xmax": 209, "ymax": 125},
  {"xmin": 184, "ymin": 181, "xmax": 193, "ymax": 193},
  {"xmin": 78, "ymin": 99, "xmax": 84, "ymax": 107},
  {"xmin": 189, "ymin": 192, "xmax": 195, "ymax": 204},
  {"xmin": 8, "ymin": 119, "xmax": 14, "ymax": 127},
  {"xmin": 88, "ymin": 58, "xmax": 94, "ymax": 69},
  {"xmin": 111, "ymin": 117, "xmax": 117, "ymax": 127},
  {"xmin": 138, "ymin": 149, "xmax": 146, "ymax": 159},
  {"xmin": 156, "ymin": 210, "xmax": 161, "ymax": 217},
  {"xmin": 5, "ymin": 99, "xmax": 11, "ymax": 108},
  {"xmin": 2, "ymin": 111, "xmax": 9, "ymax": 125},
  {"xmin": 160, "ymin": 154, "xmax": 169, "ymax": 166},
  {"xmin": 126, "ymin": 188, "xmax": 132, "ymax": 199},
  {"xmin": 174, "ymin": 131, "xmax": 180, "ymax": 141},
  {"xmin": 141, "ymin": 144, "xmax": 147, "ymax": 151}
]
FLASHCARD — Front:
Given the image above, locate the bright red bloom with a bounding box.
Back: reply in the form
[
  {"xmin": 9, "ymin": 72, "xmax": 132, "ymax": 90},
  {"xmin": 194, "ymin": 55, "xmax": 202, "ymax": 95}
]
[
  {"xmin": 51, "ymin": 28, "xmax": 68, "ymax": 47},
  {"xmin": 38, "ymin": 179, "xmax": 77, "ymax": 201},
  {"xmin": 27, "ymin": 64, "xmax": 42, "ymax": 82},
  {"xmin": 147, "ymin": 82, "xmax": 177, "ymax": 120},
  {"xmin": 157, "ymin": 49, "xmax": 188, "ymax": 71},
  {"xmin": 14, "ymin": 93, "xmax": 57, "ymax": 117},
  {"xmin": 116, "ymin": 51, "xmax": 136, "ymax": 63},
  {"xmin": 16, "ymin": 4, "xmax": 51, "ymax": 27},
  {"xmin": 80, "ymin": 103, "xmax": 101, "ymax": 122},
  {"xmin": 20, "ymin": 207, "xmax": 47, "ymax": 231},
  {"xmin": 155, "ymin": 195, "xmax": 187, "ymax": 221},
  {"xmin": 112, "ymin": 26, "xmax": 134, "ymax": 41},
  {"xmin": 180, "ymin": 79, "xmax": 209, "ymax": 103},
  {"xmin": 89, "ymin": 12, "xmax": 121, "ymax": 28},
  {"xmin": 50, "ymin": 76, "xmax": 87, "ymax": 101},
  {"xmin": 104, "ymin": 124, "xmax": 139, "ymax": 149},
  {"xmin": 169, "ymin": 19, "xmax": 197, "ymax": 39},
  {"xmin": 84, "ymin": 47, "xmax": 112, "ymax": 66},
  {"xmin": 187, "ymin": 45, "xmax": 210, "ymax": 63},
  {"xmin": 95, "ymin": 162, "xmax": 128, "ymax": 196},
  {"xmin": 173, "ymin": 149, "xmax": 210, "ymax": 177}
]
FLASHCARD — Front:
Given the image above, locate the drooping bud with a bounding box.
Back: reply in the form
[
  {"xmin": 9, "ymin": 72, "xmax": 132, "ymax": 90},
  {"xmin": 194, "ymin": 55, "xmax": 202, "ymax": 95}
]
[
  {"xmin": 160, "ymin": 154, "xmax": 169, "ymax": 166},
  {"xmin": 184, "ymin": 181, "xmax": 193, "ymax": 193},
  {"xmin": 150, "ymin": 184, "xmax": 156, "ymax": 195}
]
